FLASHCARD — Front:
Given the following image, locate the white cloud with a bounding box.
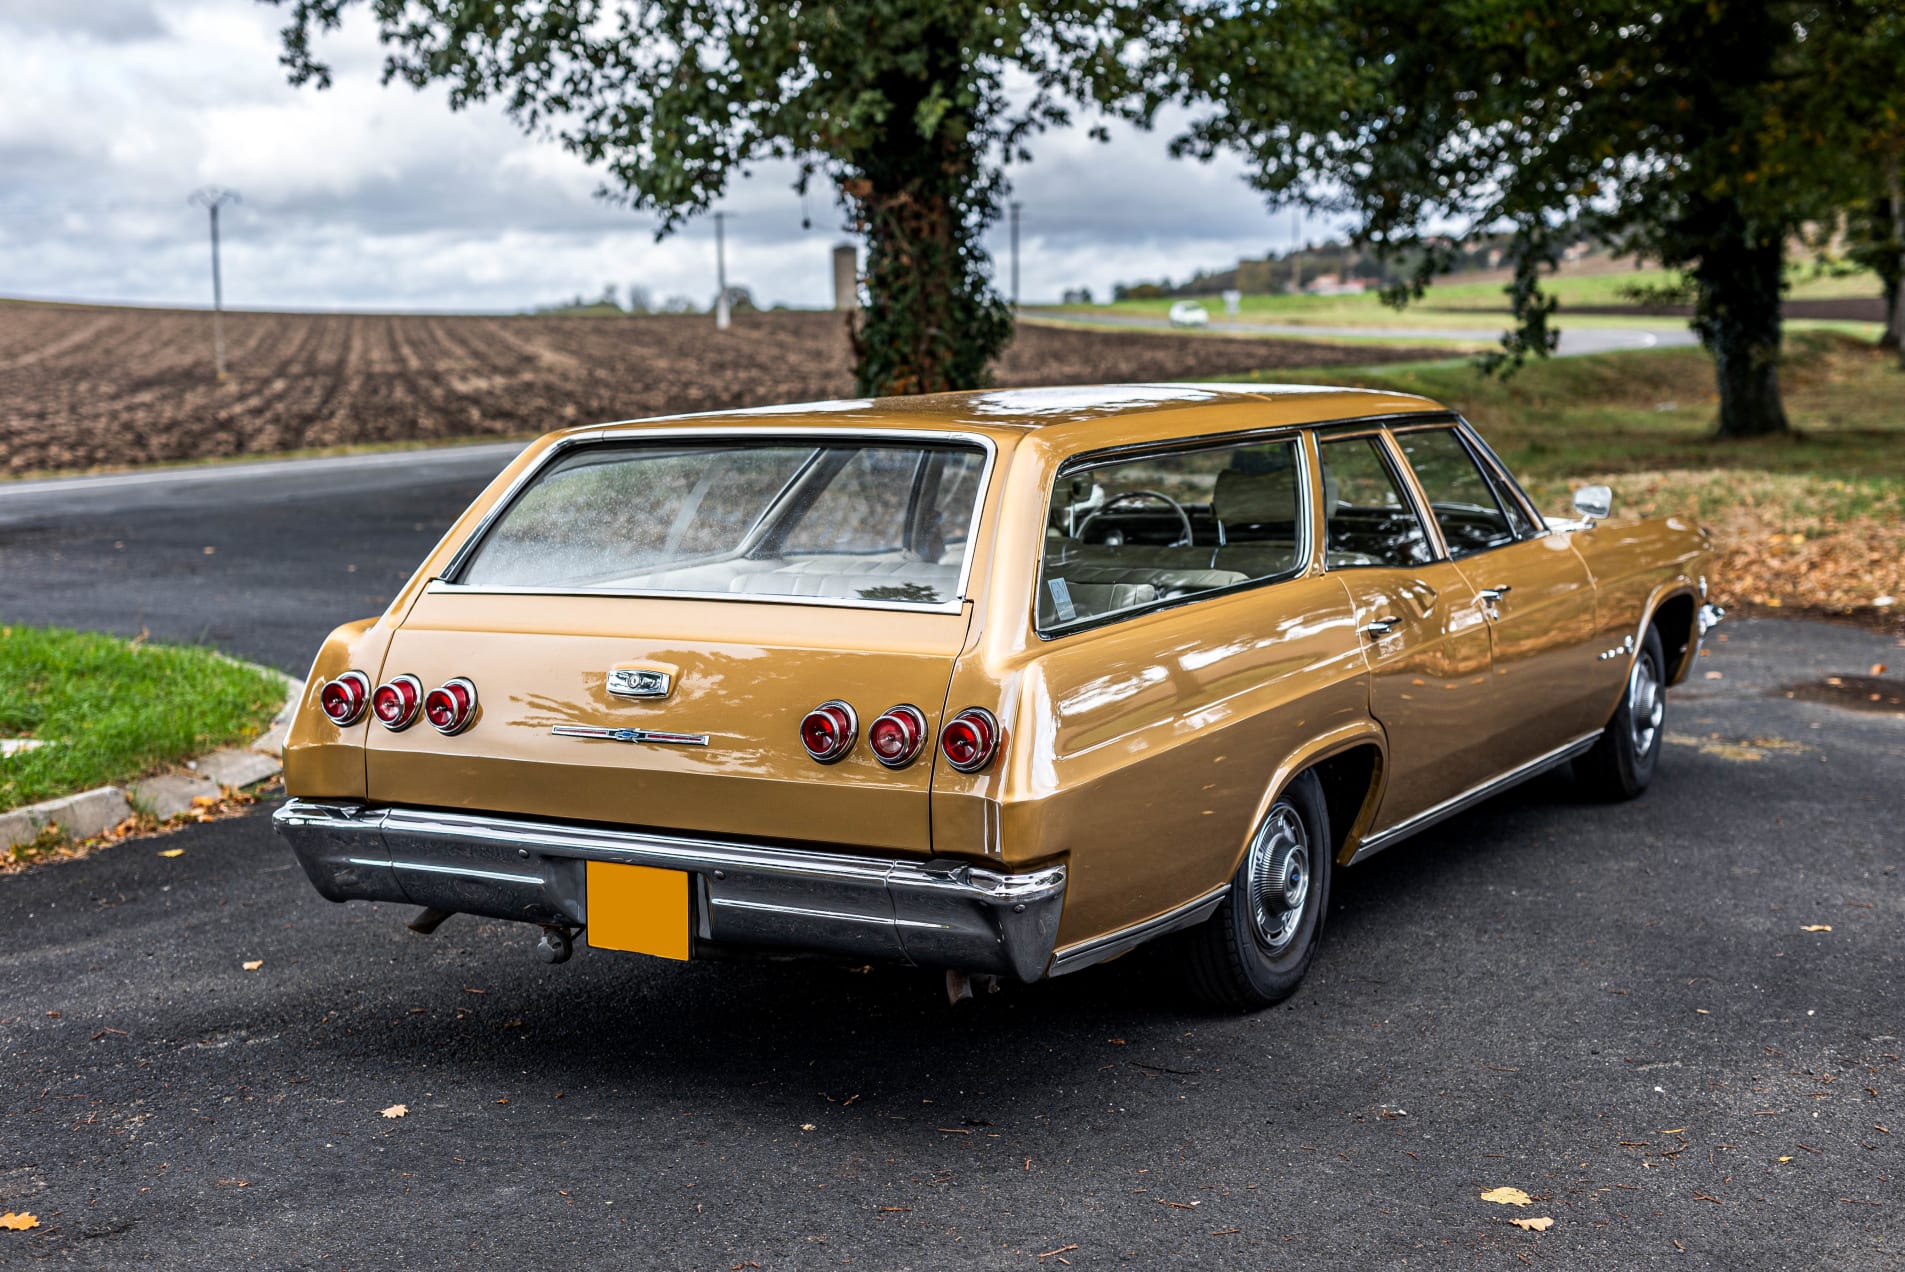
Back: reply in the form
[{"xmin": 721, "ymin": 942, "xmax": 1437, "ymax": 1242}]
[{"xmin": 0, "ymin": 0, "xmax": 1336, "ymax": 312}]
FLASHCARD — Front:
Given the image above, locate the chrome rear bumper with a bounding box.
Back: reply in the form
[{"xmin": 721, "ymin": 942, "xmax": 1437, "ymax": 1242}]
[{"xmin": 272, "ymin": 799, "xmax": 1066, "ymax": 982}]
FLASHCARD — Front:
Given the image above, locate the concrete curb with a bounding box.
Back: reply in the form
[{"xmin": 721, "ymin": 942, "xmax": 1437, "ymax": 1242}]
[{"xmin": 2, "ymin": 660, "xmax": 301, "ymax": 854}]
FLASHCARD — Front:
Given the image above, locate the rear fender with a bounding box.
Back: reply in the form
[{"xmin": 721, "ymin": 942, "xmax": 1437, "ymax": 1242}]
[{"xmin": 1230, "ymin": 723, "xmax": 1389, "ymax": 872}]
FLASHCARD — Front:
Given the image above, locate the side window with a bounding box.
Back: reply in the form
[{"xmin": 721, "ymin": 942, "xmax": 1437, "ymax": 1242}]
[
  {"xmin": 783, "ymin": 448, "xmax": 922, "ymax": 555},
  {"xmin": 1393, "ymin": 428, "xmax": 1517, "ymax": 558},
  {"xmin": 1315, "ymin": 436, "xmax": 1434, "ymax": 569},
  {"xmin": 1038, "ymin": 437, "xmax": 1305, "ymax": 632}
]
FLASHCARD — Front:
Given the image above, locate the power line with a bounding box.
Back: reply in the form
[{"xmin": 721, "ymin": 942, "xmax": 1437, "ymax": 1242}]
[{"xmin": 188, "ymin": 186, "xmax": 240, "ymax": 379}]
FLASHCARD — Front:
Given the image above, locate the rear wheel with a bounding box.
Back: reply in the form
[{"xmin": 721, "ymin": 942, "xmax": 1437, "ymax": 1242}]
[
  {"xmin": 1574, "ymin": 624, "xmax": 1666, "ymax": 801},
  {"xmin": 1181, "ymin": 770, "xmax": 1332, "ymax": 1010}
]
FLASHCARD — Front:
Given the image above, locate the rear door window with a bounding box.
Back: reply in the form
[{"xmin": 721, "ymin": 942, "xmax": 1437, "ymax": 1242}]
[{"xmin": 1315, "ymin": 435, "xmax": 1435, "ymax": 568}]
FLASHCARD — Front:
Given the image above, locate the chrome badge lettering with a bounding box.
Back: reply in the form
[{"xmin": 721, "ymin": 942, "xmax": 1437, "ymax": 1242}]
[
  {"xmin": 551, "ymin": 725, "xmax": 708, "ymax": 747},
  {"xmin": 607, "ymin": 668, "xmax": 672, "ymax": 699}
]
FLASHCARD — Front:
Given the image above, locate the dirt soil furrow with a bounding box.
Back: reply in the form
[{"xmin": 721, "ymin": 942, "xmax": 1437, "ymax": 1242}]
[{"xmin": 0, "ymin": 302, "xmax": 1440, "ymax": 473}]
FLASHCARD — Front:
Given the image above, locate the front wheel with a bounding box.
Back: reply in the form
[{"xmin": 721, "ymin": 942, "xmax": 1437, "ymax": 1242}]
[
  {"xmin": 1573, "ymin": 624, "xmax": 1666, "ymax": 801},
  {"xmin": 1181, "ymin": 770, "xmax": 1332, "ymax": 1010}
]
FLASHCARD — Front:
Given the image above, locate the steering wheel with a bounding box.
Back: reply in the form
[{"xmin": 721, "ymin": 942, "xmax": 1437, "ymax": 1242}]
[{"xmin": 1076, "ymin": 489, "xmax": 1195, "ymax": 548}]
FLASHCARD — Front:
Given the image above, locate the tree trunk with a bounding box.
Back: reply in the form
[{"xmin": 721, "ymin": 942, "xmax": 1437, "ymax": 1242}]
[
  {"xmin": 1886, "ymin": 158, "xmax": 1905, "ymax": 361},
  {"xmin": 1694, "ymin": 235, "xmax": 1790, "ymax": 438},
  {"xmin": 850, "ymin": 177, "xmax": 1011, "ymax": 397}
]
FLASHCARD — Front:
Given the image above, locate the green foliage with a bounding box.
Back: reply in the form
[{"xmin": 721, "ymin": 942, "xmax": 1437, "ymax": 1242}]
[
  {"xmin": 1161, "ymin": 0, "xmax": 1905, "ymax": 437},
  {"xmin": 0, "ymin": 627, "xmax": 285, "ymax": 813},
  {"xmin": 268, "ymin": 0, "xmax": 1172, "ymax": 396}
]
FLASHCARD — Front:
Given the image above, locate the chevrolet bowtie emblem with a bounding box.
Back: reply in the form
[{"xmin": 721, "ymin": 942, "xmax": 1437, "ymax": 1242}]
[{"xmin": 551, "ymin": 725, "xmax": 708, "ymax": 747}]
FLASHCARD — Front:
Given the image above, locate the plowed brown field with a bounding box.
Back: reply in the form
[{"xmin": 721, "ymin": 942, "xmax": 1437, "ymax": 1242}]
[{"xmin": 0, "ymin": 302, "xmax": 1435, "ymax": 474}]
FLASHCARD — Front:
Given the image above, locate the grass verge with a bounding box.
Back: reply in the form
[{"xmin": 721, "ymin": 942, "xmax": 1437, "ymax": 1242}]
[
  {"xmin": 1214, "ymin": 331, "xmax": 1905, "ymax": 615},
  {"xmin": 0, "ymin": 625, "xmax": 286, "ymax": 815}
]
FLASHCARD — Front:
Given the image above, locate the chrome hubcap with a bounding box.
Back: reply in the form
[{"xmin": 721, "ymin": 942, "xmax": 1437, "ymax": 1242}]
[
  {"xmin": 1628, "ymin": 651, "xmax": 1664, "ymax": 756},
  {"xmin": 1245, "ymin": 803, "xmax": 1310, "ymax": 955}
]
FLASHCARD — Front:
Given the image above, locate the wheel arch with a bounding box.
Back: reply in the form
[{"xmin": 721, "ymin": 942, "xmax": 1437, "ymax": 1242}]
[{"xmin": 1234, "ymin": 724, "xmax": 1388, "ymax": 876}]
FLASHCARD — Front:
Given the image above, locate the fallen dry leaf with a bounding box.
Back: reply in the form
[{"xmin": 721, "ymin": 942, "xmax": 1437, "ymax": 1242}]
[
  {"xmin": 1801, "ymin": 925, "xmax": 1833, "ymax": 933},
  {"xmin": 0, "ymin": 1212, "xmax": 37, "ymax": 1232},
  {"xmin": 1480, "ymin": 1187, "xmax": 1533, "ymax": 1207},
  {"xmin": 191, "ymin": 795, "xmax": 218, "ymax": 808},
  {"xmin": 1509, "ymin": 1217, "xmax": 1554, "ymax": 1232},
  {"xmin": 381, "ymin": 1103, "xmax": 408, "ymax": 1119},
  {"xmin": 1872, "ymin": 664, "xmax": 1889, "ymax": 676},
  {"xmin": 158, "ymin": 848, "xmax": 184, "ymax": 858},
  {"xmin": 242, "ymin": 960, "xmax": 263, "ymax": 971},
  {"xmin": 800, "ymin": 1123, "xmax": 816, "ymax": 1132}
]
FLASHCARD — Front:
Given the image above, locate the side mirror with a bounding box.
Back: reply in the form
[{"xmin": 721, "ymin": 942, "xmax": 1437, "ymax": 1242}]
[{"xmin": 1572, "ymin": 484, "xmax": 1613, "ymax": 520}]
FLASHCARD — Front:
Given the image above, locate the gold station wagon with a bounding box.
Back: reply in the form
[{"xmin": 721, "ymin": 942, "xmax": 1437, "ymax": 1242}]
[{"xmin": 275, "ymin": 384, "xmax": 1721, "ymax": 1007}]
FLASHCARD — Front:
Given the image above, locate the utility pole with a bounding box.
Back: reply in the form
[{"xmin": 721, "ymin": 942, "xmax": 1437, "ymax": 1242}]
[
  {"xmin": 189, "ymin": 186, "xmax": 240, "ymax": 380},
  {"xmin": 1009, "ymin": 201, "xmax": 1022, "ymax": 309},
  {"xmin": 714, "ymin": 211, "xmax": 731, "ymax": 331}
]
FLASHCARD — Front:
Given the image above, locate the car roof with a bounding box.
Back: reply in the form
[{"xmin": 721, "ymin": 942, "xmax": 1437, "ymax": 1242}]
[{"xmin": 564, "ymin": 382, "xmax": 1452, "ymax": 452}]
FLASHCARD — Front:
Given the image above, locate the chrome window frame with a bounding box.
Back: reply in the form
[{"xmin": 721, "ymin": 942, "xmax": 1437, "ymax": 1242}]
[
  {"xmin": 1032, "ymin": 424, "xmax": 1314, "ymax": 640},
  {"xmin": 429, "ymin": 426, "xmax": 998, "ymax": 616}
]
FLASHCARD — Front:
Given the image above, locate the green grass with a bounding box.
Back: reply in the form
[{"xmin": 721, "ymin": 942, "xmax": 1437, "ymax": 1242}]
[
  {"xmin": 1040, "ymin": 264, "xmax": 1886, "ymax": 326},
  {"xmin": 0, "ymin": 626, "xmax": 286, "ymax": 815},
  {"xmin": 1213, "ymin": 331, "xmax": 1905, "ymax": 524}
]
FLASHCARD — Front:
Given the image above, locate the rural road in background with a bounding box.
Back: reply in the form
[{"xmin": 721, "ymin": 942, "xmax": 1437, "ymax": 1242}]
[
  {"xmin": 1, "ymin": 457, "xmax": 1901, "ymax": 1267},
  {"xmin": 1025, "ymin": 310, "xmax": 1701, "ymax": 356}
]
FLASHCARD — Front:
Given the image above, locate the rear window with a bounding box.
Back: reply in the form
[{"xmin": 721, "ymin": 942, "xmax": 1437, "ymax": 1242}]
[{"xmin": 453, "ymin": 438, "xmax": 986, "ymax": 607}]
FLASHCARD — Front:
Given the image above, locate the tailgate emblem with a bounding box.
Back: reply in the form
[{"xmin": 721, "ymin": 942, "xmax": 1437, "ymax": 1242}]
[
  {"xmin": 552, "ymin": 725, "xmax": 707, "ymax": 747},
  {"xmin": 607, "ymin": 668, "xmax": 672, "ymax": 699}
]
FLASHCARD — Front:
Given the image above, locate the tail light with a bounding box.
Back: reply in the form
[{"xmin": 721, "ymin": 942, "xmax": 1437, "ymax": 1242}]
[
  {"xmin": 424, "ymin": 677, "xmax": 479, "ymax": 735},
  {"xmin": 939, "ymin": 707, "xmax": 1000, "ymax": 773},
  {"xmin": 372, "ymin": 674, "xmax": 423, "ymax": 730},
  {"xmin": 319, "ymin": 670, "xmax": 370, "ymax": 725},
  {"xmin": 867, "ymin": 704, "xmax": 928, "ymax": 769},
  {"xmin": 799, "ymin": 700, "xmax": 857, "ymax": 763}
]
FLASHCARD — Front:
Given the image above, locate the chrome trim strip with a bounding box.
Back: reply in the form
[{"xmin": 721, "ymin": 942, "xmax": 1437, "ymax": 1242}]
[
  {"xmin": 351, "ymin": 857, "xmax": 543, "ymax": 887},
  {"xmin": 550, "ymin": 725, "xmax": 710, "ymax": 747},
  {"xmin": 432, "ymin": 426, "xmax": 999, "ymax": 615},
  {"xmin": 1047, "ymin": 884, "xmax": 1230, "ymax": 977},
  {"xmin": 1349, "ymin": 730, "xmax": 1602, "ymax": 864}
]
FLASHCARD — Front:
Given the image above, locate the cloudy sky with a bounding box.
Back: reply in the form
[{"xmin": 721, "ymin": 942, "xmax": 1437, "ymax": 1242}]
[{"xmin": 1, "ymin": 0, "xmax": 1326, "ymax": 313}]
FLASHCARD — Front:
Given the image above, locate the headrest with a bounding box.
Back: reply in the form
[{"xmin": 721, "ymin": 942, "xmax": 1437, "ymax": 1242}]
[{"xmin": 1212, "ymin": 468, "xmax": 1299, "ymax": 526}]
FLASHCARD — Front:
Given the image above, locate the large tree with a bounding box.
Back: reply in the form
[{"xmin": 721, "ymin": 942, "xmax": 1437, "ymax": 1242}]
[
  {"xmin": 270, "ymin": 1, "xmax": 1164, "ymax": 395},
  {"xmin": 1167, "ymin": 0, "xmax": 1904, "ymax": 437}
]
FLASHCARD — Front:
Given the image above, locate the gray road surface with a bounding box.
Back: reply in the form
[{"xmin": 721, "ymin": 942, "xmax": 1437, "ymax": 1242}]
[{"xmin": 1025, "ymin": 310, "xmax": 1701, "ymax": 356}]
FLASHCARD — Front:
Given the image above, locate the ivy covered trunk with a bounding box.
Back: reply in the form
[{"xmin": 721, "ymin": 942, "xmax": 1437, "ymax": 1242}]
[
  {"xmin": 849, "ymin": 175, "xmax": 1012, "ymax": 398},
  {"xmin": 1694, "ymin": 233, "xmax": 1791, "ymax": 439},
  {"xmin": 1886, "ymin": 161, "xmax": 1905, "ymax": 360},
  {"xmin": 839, "ymin": 17, "xmax": 1012, "ymax": 399}
]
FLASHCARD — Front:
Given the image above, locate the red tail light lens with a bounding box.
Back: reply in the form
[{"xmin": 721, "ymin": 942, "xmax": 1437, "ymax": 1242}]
[
  {"xmin": 799, "ymin": 700, "xmax": 857, "ymax": 763},
  {"xmin": 319, "ymin": 670, "xmax": 370, "ymax": 726},
  {"xmin": 424, "ymin": 677, "xmax": 479, "ymax": 735},
  {"xmin": 939, "ymin": 707, "xmax": 1000, "ymax": 773},
  {"xmin": 867, "ymin": 704, "xmax": 928, "ymax": 769},
  {"xmin": 372, "ymin": 674, "xmax": 423, "ymax": 730}
]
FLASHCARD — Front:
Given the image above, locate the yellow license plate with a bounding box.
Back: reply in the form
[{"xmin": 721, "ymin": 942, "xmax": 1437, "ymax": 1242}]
[{"xmin": 585, "ymin": 862, "xmax": 690, "ymax": 960}]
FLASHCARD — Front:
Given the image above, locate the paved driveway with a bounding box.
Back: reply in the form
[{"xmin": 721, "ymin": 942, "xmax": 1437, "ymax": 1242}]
[
  {"xmin": 1022, "ymin": 310, "xmax": 1699, "ymax": 357},
  {"xmin": 0, "ymin": 459, "xmax": 1899, "ymax": 1269}
]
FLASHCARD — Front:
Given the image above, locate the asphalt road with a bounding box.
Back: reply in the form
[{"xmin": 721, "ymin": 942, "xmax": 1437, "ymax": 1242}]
[
  {"xmin": 2, "ymin": 459, "xmax": 1902, "ymax": 1269},
  {"xmin": 1024, "ymin": 310, "xmax": 1700, "ymax": 356}
]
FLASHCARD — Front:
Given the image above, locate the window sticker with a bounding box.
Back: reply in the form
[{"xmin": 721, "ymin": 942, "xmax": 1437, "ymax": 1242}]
[{"xmin": 1047, "ymin": 577, "xmax": 1077, "ymax": 623}]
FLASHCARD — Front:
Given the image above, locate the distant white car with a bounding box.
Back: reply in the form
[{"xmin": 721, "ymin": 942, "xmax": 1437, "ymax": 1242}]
[{"xmin": 1168, "ymin": 300, "xmax": 1211, "ymax": 329}]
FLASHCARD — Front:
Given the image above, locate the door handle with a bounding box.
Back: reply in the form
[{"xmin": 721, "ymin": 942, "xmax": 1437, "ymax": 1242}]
[
  {"xmin": 1360, "ymin": 616, "xmax": 1400, "ymax": 636},
  {"xmin": 1478, "ymin": 585, "xmax": 1513, "ymax": 603}
]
